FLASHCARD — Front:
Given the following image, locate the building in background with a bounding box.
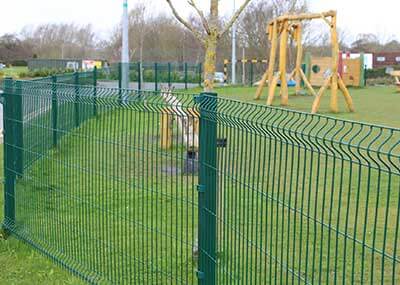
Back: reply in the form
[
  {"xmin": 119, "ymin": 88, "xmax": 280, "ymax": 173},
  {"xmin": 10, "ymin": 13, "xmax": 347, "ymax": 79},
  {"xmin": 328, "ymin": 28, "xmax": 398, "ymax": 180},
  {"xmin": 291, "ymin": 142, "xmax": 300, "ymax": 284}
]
[{"xmin": 372, "ymin": 52, "xmax": 400, "ymax": 68}]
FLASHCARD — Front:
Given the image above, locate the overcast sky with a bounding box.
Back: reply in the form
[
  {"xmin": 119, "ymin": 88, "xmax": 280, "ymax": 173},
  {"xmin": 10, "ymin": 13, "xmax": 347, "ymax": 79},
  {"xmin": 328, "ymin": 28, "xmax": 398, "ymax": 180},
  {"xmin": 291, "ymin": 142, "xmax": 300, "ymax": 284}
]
[{"xmin": 1, "ymin": 0, "xmax": 399, "ymax": 43}]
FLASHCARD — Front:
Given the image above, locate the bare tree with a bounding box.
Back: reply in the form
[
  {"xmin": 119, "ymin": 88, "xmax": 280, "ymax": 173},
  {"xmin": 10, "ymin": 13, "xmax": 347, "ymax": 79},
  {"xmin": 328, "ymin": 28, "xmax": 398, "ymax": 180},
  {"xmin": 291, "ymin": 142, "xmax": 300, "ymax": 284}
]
[
  {"xmin": 165, "ymin": 0, "xmax": 252, "ymax": 91},
  {"xmin": 0, "ymin": 34, "xmax": 33, "ymax": 63},
  {"xmin": 21, "ymin": 23, "xmax": 98, "ymax": 59}
]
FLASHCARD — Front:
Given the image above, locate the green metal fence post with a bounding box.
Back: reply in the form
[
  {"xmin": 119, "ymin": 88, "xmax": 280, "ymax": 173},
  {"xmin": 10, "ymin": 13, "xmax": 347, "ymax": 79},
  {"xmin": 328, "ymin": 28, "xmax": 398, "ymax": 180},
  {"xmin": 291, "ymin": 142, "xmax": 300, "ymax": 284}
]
[
  {"xmin": 185, "ymin": 62, "xmax": 188, "ymax": 90},
  {"xmin": 197, "ymin": 92, "xmax": 218, "ymax": 285},
  {"xmin": 118, "ymin": 62, "xmax": 122, "ymax": 96},
  {"xmin": 154, "ymin": 62, "xmax": 158, "ymax": 91},
  {"xmin": 138, "ymin": 62, "xmax": 142, "ymax": 91},
  {"xmin": 14, "ymin": 81, "xmax": 23, "ymax": 178},
  {"xmin": 52, "ymin": 75, "xmax": 58, "ymax": 148},
  {"xmin": 93, "ymin": 66, "xmax": 98, "ymax": 117},
  {"xmin": 198, "ymin": 63, "xmax": 202, "ymax": 87},
  {"xmin": 3, "ymin": 77, "xmax": 16, "ymax": 233},
  {"xmin": 168, "ymin": 62, "xmax": 171, "ymax": 87},
  {"xmin": 74, "ymin": 72, "xmax": 80, "ymax": 127}
]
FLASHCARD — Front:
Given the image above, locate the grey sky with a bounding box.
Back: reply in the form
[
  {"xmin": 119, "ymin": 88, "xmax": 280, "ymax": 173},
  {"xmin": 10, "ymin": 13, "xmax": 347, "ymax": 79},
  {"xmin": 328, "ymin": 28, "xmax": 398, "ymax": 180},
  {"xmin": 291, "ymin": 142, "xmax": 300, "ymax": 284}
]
[{"xmin": 1, "ymin": 0, "xmax": 399, "ymax": 43}]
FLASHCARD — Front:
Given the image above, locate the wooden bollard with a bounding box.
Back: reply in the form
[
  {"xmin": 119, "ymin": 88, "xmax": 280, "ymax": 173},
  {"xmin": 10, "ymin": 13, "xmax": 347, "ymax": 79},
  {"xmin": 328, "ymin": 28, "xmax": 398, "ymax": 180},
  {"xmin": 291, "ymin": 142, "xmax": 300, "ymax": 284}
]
[{"xmin": 160, "ymin": 108, "xmax": 173, "ymax": 150}]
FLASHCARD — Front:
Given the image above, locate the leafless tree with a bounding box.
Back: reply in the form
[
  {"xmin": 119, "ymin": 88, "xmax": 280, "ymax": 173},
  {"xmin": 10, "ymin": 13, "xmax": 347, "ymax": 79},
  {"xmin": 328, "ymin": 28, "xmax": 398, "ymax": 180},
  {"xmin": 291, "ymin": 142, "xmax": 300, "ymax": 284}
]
[{"xmin": 165, "ymin": 0, "xmax": 252, "ymax": 91}]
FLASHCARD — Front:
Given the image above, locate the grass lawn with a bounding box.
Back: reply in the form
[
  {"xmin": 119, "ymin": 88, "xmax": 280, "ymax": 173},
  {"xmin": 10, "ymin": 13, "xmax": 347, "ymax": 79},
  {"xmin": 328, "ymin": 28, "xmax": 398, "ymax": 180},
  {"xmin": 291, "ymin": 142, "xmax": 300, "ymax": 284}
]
[
  {"xmin": 1, "ymin": 84, "xmax": 399, "ymax": 283},
  {"xmin": 0, "ymin": 67, "xmax": 28, "ymax": 79},
  {"xmin": 189, "ymin": 85, "xmax": 400, "ymax": 128},
  {"xmin": 0, "ymin": 146, "xmax": 83, "ymax": 284}
]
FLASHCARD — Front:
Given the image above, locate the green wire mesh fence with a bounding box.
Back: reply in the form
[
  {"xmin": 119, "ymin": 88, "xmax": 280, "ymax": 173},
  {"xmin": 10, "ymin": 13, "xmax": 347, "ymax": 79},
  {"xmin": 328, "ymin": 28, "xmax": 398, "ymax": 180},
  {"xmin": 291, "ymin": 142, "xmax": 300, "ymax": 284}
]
[
  {"xmin": 1, "ymin": 72, "xmax": 400, "ymax": 284},
  {"xmin": 100, "ymin": 62, "xmax": 202, "ymax": 91}
]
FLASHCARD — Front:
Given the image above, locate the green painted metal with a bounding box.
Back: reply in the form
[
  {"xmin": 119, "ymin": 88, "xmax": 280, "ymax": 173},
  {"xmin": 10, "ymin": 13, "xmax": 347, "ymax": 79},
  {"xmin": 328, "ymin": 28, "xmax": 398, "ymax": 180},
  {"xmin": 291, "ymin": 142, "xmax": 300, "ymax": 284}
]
[
  {"xmin": 74, "ymin": 72, "xmax": 80, "ymax": 127},
  {"xmin": 154, "ymin": 62, "xmax": 158, "ymax": 91},
  {"xmin": 52, "ymin": 75, "xmax": 58, "ymax": 148},
  {"xmin": 118, "ymin": 62, "xmax": 122, "ymax": 95},
  {"xmin": 185, "ymin": 62, "xmax": 188, "ymax": 90},
  {"xmin": 2, "ymin": 71, "xmax": 400, "ymax": 284},
  {"xmin": 137, "ymin": 62, "xmax": 142, "ymax": 90},
  {"xmin": 168, "ymin": 62, "xmax": 172, "ymax": 87},
  {"xmin": 110, "ymin": 61, "xmax": 202, "ymax": 88},
  {"xmin": 198, "ymin": 63, "xmax": 202, "ymax": 87},
  {"xmin": 93, "ymin": 67, "xmax": 98, "ymax": 117},
  {"xmin": 3, "ymin": 78, "xmax": 16, "ymax": 233},
  {"xmin": 198, "ymin": 92, "xmax": 218, "ymax": 285},
  {"xmin": 14, "ymin": 81, "xmax": 23, "ymax": 177},
  {"xmin": 359, "ymin": 53, "xmax": 366, "ymax": 87}
]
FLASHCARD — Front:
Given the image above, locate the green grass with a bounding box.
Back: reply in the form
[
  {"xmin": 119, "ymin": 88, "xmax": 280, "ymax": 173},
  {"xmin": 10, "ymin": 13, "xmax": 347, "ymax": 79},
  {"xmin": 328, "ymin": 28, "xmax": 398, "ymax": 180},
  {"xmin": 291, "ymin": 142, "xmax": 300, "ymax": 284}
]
[
  {"xmin": 1, "ymin": 85, "xmax": 400, "ymax": 283},
  {"xmin": 190, "ymin": 85, "xmax": 400, "ymax": 128},
  {"xmin": 0, "ymin": 147, "xmax": 83, "ymax": 284},
  {"xmin": 1, "ymin": 67, "xmax": 28, "ymax": 79}
]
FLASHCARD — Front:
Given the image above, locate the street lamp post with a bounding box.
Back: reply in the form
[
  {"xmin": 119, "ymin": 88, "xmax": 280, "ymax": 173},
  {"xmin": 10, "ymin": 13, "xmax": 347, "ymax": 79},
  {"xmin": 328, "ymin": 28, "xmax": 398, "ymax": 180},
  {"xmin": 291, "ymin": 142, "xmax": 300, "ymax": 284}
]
[
  {"xmin": 121, "ymin": 0, "xmax": 130, "ymax": 89},
  {"xmin": 231, "ymin": 0, "xmax": 236, "ymax": 85}
]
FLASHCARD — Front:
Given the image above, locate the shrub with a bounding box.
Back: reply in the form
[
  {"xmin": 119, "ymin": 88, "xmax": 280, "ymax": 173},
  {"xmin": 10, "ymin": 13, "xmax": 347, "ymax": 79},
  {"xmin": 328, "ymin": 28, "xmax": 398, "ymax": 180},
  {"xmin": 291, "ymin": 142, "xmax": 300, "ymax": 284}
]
[
  {"xmin": 365, "ymin": 65, "xmax": 400, "ymax": 79},
  {"xmin": 11, "ymin": 60, "xmax": 28, "ymax": 67},
  {"xmin": 18, "ymin": 72, "xmax": 28, "ymax": 78},
  {"xmin": 366, "ymin": 77, "xmax": 395, "ymax": 86}
]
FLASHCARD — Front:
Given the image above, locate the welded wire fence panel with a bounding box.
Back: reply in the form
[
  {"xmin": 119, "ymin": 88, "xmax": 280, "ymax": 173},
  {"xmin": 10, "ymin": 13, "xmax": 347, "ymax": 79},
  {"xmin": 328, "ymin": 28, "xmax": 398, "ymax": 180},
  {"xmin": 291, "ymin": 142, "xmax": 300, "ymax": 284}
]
[
  {"xmin": 197, "ymin": 96, "xmax": 400, "ymax": 284},
  {"xmin": 2, "ymin": 77, "xmax": 400, "ymax": 284},
  {"xmin": 3, "ymin": 79, "xmax": 201, "ymax": 284},
  {"xmin": 105, "ymin": 62, "xmax": 202, "ymax": 90},
  {"xmin": 22, "ymin": 72, "xmax": 95, "ymax": 168}
]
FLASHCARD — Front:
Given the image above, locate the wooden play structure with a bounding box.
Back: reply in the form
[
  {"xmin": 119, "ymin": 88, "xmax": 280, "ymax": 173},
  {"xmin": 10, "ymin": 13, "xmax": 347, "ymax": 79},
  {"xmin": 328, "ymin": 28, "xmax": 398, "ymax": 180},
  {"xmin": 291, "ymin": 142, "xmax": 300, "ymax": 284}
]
[
  {"xmin": 389, "ymin": 71, "xmax": 400, "ymax": 92},
  {"xmin": 303, "ymin": 52, "xmax": 365, "ymax": 88},
  {"xmin": 255, "ymin": 10, "xmax": 355, "ymax": 113}
]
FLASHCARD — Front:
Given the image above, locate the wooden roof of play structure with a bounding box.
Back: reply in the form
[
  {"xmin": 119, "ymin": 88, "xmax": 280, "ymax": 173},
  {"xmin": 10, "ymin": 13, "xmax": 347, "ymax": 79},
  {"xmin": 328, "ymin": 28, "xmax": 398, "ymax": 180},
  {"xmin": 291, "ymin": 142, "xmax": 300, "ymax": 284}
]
[{"xmin": 255, "ymin": 10, "xmax": 355, "ymax": 114}]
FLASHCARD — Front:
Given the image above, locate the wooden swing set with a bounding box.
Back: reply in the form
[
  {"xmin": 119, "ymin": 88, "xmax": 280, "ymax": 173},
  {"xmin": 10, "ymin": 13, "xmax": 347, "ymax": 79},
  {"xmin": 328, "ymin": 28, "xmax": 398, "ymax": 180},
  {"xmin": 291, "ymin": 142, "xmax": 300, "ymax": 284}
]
[{"xmin": 254, "ymin": 10, "xmax": 355, "ymax": 114}]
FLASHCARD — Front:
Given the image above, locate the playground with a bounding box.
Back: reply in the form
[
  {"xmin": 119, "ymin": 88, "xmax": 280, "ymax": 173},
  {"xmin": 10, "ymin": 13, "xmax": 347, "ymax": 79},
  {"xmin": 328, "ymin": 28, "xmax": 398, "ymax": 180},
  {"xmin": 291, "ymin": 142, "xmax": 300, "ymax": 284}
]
[{"xmin": 1, "ymin": 1, "xmax": 400, "ymax": 284}]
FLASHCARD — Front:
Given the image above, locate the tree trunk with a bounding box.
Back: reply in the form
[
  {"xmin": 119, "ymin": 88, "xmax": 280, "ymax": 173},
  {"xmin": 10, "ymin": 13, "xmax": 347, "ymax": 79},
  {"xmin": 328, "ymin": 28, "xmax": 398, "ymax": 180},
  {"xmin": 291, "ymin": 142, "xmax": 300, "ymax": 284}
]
[{"xmin": 204, "ymin": 32, "xmax": 218, "ymax": 92}]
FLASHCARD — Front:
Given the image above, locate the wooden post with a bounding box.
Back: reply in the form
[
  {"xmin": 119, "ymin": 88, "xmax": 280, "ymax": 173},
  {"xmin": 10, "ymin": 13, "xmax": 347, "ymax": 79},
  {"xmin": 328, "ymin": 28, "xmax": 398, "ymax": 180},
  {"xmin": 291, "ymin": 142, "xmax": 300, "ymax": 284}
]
[
  {"xmin": 295, "ymin": 24, "xmax": 303, "ymax": 95},
  {"xmin": 279, "ymin": 20, "xmax": 289, "ymax": 106},
  {"xmin": 160, "ymin": 109, "xmax": 172, "ymax": 149},
  {"xmin": 267, "ymin": 73, "xmax": 280, "ymax": 105},
  {"xmin": 268, "ymin": 21, "xmax": 278, "ymax": 86},
  {"xmin": 255, "ymin": 21, "xmax": 278, "ymax": 100},
  {"xmin": 300, "ymin": 69, "xmax": 317, "ymax": 97},
  {"xmin": 311, "ymin": 76, "xmax": 331, "ymax": 114},
  {"xmin": 330, "ymin": 14, "xmax": 339, "ymax": 113},
  {"xmin": 338, "ymin": 77, "xmax": 355, "ymax": 112}
]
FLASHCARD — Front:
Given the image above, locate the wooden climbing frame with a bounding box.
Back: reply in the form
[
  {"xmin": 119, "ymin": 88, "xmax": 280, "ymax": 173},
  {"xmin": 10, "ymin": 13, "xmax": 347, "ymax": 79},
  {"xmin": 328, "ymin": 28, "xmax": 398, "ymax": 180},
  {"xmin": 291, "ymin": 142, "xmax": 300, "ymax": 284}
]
[
  {"xmin": 390, "ymin": 71, "xmax": 400, "ymax": 92},
  {"xmin": 254, "ymin": 10, "xmax": 355, "ymax": 114}
]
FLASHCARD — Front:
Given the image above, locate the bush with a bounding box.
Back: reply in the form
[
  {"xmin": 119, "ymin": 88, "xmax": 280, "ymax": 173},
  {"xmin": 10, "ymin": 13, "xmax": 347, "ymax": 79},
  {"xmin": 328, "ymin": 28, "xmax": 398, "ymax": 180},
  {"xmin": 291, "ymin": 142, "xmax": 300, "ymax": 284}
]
[
  {"xmin": 18, "ymin": 72, "xmax": 28, "ymax": 78},
  {"xmin": 366, "ymin": 77, "xmax": 395, "ymax": 86},
  {"xmin": 11, "ymin": 60, "xmax": 28, "ymax": 67},
  {"xmin": 365, "ymin": 65, "xmax": 400, "ymax": 79},
  {"xmin": 18, "ymin": 68, "xmax": 76, "ymax": 79}
]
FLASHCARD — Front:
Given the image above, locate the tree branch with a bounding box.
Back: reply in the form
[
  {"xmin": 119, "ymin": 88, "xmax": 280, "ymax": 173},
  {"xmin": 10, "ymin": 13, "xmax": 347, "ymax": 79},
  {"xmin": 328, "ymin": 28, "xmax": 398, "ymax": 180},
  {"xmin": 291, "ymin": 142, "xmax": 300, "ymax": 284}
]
[
  {"xmin": 187, "ymin": 0, "xmax": 210, "ymax": 34},
  {"xmin": 219, "ymin": 0, "xmax": 252, "ymax": 38},
  {"xmin": 165, "ymin": 0, "xmax": 204, "ymax": 42}
]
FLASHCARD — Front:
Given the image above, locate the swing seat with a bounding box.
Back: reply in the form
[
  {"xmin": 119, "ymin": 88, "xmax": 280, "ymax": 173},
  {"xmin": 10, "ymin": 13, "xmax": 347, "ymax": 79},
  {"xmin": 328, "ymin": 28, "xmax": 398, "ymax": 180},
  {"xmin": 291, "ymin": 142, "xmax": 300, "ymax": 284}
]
[{"xmin": 277, "ymin": 79, "xmax": 296, "ymax": 87}]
